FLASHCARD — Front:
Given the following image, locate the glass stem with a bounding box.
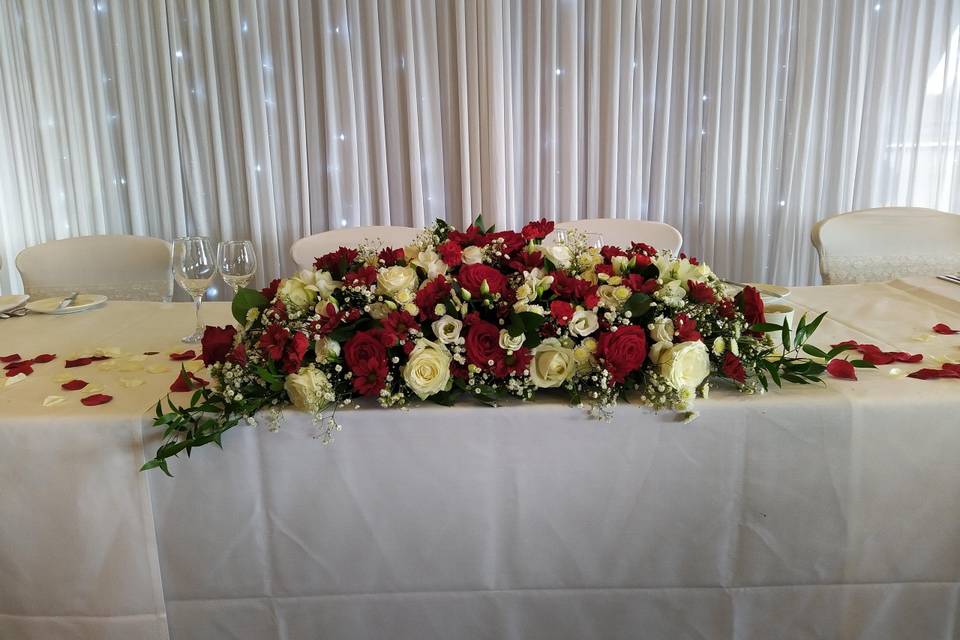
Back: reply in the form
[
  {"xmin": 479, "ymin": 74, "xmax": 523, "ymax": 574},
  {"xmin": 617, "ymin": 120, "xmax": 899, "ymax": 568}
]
[{"xmin": 193, "ymin": 294, "xmax": 203, "ymax": 334}]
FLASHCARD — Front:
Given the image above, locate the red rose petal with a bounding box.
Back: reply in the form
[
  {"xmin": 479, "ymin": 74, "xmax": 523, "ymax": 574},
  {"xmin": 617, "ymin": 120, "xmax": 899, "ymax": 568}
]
[
  {"xmin": 169, "ymin": 371, "xmax": 209, "ymax": 392},
  {"xmin": 907, "ymin": 367, "xmax": 960, "ymax": 380},
  {"xmin": 5, "ymin": 364, "xmax": 33, "ymax": 377},
  {"xmin": 169, "ymin": 350, "xmax": 196, "ymax": 361},
  {"xmin": 826, "ymin": 359, "xmax": 857, "ymax": 380},
  {"xmin": 862, "ymin": 351, "xmax": 895, "ymax": 365},
  {"xmin": 143, "ymin": 351, "xmax": 159, "ymax": 356},
  {"xmin": 4, "ymin": 360, "xmax": 32, "ymax": 370},
  {"xmin": 65, "ymin": 357, "xmax": 94, "ymax": 368},
  {"xmin": 32, "ymin": 354, "xmax": 56, "ymax": 363},
  {"xmin": 80, "ymin": 394, "xmax": 113, "ymax": 406},
  {"xmin": 61, "ymin": 379, "xmax": 89, "ymax": 391},
  {"xmin": 892, "ymin": 352, "xmax": 923, "ymax": 363},
  {"xmin": 90, "ymin": 355, "xmax": 111, "ymax": 362},
  {"xmin": 0, "ymin": 353, "xmax": 21, "ymax": 362},
  {"xmin": 933, "ymin": 323, "xmax": 959, "ymax": 335}
]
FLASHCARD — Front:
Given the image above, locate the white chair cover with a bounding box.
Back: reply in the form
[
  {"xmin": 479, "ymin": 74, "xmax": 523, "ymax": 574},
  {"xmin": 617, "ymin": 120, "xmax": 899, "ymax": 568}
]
[
  {"xmin": 291, "ymin": 226, "xmax": 422, "ymax": 269},
  {"xmin": 16, "ymin": 235, "xmax": 173, "ymax": 301},
  {"xmin": 552, "ymin": 219, "xmax": 683, "ymax": 254},
  {"xmin": 811, "ymin": 207, "xmax": 960, "ymax": 284}
]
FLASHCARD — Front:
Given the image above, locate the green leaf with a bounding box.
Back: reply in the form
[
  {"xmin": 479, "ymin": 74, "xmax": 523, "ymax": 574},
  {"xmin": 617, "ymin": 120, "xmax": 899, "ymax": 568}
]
[
  {"xmin": 826, "ymin": 344, "xmax": 857, "ymax": 360},
  {"xmin": 781, "ymin": 319, "xmax": 791, "ymax": 351},
  {"xmin": 805, "ymin": 311, "xmax": 827, "ymax": 337},
  {"xmin": 794, "ymin": 315, "xmax": 807, "ymax": 347},
  {"xmin": 752, "ymin": 322, "xmax": 786, "ymax": 333},
  {"xmin": 850, "ymin": 360, "xmax": 878, "ymax": 369},
  {"xmin": 624, "ymin": 292, "xmax": 652, "ymax": 319},
  {"xmin": 782, "ymin": 373, "xmax": 807, "ymax": 384},
  {"xmin": 231, "ymin": 287, "xmax": 268, "ymax": 325},
  {"xmin": 802, "ymin": 344, "xmax": 827, "ymax": 359}
]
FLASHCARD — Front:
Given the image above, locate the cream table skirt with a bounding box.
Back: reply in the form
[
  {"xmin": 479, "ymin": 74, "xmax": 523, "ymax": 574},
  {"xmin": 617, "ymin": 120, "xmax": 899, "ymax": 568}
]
[{"xmin": 1, "ymin": 277, "xmax": 959, "ymax": 639}]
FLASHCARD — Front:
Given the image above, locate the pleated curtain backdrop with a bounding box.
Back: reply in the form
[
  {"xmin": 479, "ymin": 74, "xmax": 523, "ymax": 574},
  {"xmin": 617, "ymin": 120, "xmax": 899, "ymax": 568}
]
[{"xmin": 1, "ymin": 0, "xmax": 959, "ymax": 295}]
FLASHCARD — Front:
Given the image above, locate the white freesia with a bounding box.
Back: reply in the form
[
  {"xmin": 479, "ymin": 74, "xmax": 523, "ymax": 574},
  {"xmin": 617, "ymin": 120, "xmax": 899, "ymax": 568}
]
[
  {"xmin": 648, "ymin": 316, "xmax": 675, "ymax": 343},
  {"xmin": 659, "ymin": 340, "xmax": 711, "ymax": 391},
  {"xmin": 431, "ymin": 315, "xmax": 463, "ymax": 344},
  {"xmin": 523, "ymin": 268, "xmax": 554, "ymax": 294},
  {"xmin": 411, "ymin": 249, "xmax": 448, "ymax": 279},
  {"xmin": 297, "ymin": 268, "xmax": 340, "ymax": 298},
  {"xmin": 498, "ymin": 329, "xmax": 526, "ymax": 353},
  {"xmin": 377, "ymin": 265, "xmax": 419, "ymax": 295},
  {"xmin": 529, "ymin": 338, "xmax": 576, "ymax": 388},
  {"xmin": 655, "ymin": 280, "xmax": 687, "ymax": 307},
  {"xmin": 278, "ymin": 277, "xmax": 318, "ymax": 309},
  {"xmin": 569, "ymin": 309, "xmax": 599, "ymax": 337},
  {"xmin": 461, "ymin": 245, "xmax": 484, "ymax": 264},
  {"xmin": 284, "ymin": 367, "xmax": 335, "ymax": 412},
  {"xmin": 402, "ymin": 339, "xmax": 452, "ymax": 400}
]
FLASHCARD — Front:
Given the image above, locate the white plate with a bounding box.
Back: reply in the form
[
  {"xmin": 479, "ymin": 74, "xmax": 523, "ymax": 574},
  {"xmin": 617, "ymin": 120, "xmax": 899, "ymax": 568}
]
[
  {"xmin": 0, "ymin": 294, "xmax": 29, "ymax": 314},
  {"xmin": 748, "ymin": 282, "xmax": 791, "ymax": 299},
  {"xmin": 25, "ymin": 294, "xmax": 108, "ymax": 315}
]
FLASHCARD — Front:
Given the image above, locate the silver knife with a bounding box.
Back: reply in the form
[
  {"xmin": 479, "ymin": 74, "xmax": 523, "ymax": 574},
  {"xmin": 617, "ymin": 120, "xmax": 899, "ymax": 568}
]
[
  {"xmin": 937, "ymin": 275, "xmax": 960, "ymax": 286},
  {"xmin": 56, "ymin": 292, "xmax": 79, "ymax": 310}
]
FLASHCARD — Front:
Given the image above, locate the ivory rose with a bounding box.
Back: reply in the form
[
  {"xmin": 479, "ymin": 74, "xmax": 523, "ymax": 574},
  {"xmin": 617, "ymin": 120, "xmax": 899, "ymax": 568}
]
[{"xmin": 402, "ymin": 339, "xmax": 452, "ymax": 399}]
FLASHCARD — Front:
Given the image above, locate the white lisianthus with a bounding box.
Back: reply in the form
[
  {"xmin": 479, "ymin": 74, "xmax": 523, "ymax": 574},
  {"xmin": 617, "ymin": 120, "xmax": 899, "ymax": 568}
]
[
  {"xmin": 461, "ymin": 245, "xmax": 484, "ymax": 265},
  {"xmin": 659, "ymin": 340, "xmax": 711, "ymax": 391},
  {"xmin": 432, "ymin": 315, "xmax": 463, "ymax": 344},
  {"xmin": 498, "ymin": 329, "xmax": 526, "ymax": 353},
  {"xmin": 402, "ymin": 339, "xmax": 452, "ymax": 400},
  {"xmin": 316, "ymin": 338, "xmax": 341, "ymax": 363},
  {"xmin": 546, "ymin": 244, "xmax": 573, "ymax": 268},
  {"xmin": 597, "ymin": 284, "xmax": 632, "ymax": 310},
  {"xmin": 284, "ymin": 367, "xmax": 335, "ymax": 412},
  {"xmin": 278, "ymin": 277, "xmax": 318, "ymax": 309},
  {"xmin": 712, "ymin": 336, "xmax": 726, "ymax": 356},
  {"xmin": 569, "ymin": 309, "xmax": 599, "ymax": 337},
  {"xmin": 648, "ymin": 316, "xmax": 675, "ymax": 343},
  {"xmin": 655, "ymin": 280, "xmax": 687, "ymax": 307},
  {"xmin": 411, "ymin": 249, "xmax": 448, "ymax": 280},
  {"xmin": 377, "ymin": 265, "xmax": 419, "ymax": 295},
  {"xmin": 529, "ymin": 338, "xmax": 576, "ymax": 388}
]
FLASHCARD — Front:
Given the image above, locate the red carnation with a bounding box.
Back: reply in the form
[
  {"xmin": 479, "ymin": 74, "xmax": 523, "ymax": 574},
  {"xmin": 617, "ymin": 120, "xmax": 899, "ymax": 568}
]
[
  {"xmin": 629, "ymin": 242, "xmax": 658, "ymax": 257},
  {"xmin": 415, "ymin": 277, "xmax": 452, "ymax": 319},
  {"xmin": 378, "ymin": 247, "xmax": 405, "ymax": 266},
  {"xmin": 344, "ymin": 331, "xmax": 389, "ymax": 396},
  {"xmin": 507, "ymin": 248, "xmax": 545, "ymax": 272},
  {"xmin": 521, "ymin": 219, "xmax": 555, "ymax": 241},
  {"xmin": 484, "ymin": 230, "xmax": 526, "ymax": 256},
  {"xmin": 492, "ymin": 346, "xmax": 532, "ymax": 378},
  {"xmin": 259, "ymin": 325, "xmax": 291, "ymax": 361},
  {"xmin": 201, "ymin": 325, "xmax": 237, "ymax": 366},
  {"xmin": 458, "ymin": 263, "xmax": 508, "ymax": 297},
  {"xmin": 343, "ymin": 265, "xmax": 378, "ymax": 287},
  {"xmin": 447, "ymin": 225, "xmax": 485, "ymax": 246},
  {"xmin": 687, "ymin": 280, "xmax": 716, "ymax": 304},
  {"xmin": 550, "ymin": 300, "xmax": 575, "ymax": 326},
  {"xmin": 464, "ymin": 320, "xmax": 505, "ymax": 370},
  {"xmin": 674, "ymin": 314, "xmax": 701, "ymax": 342},
  {"xmin": 437, "ymin": 240, "xmax": 463, "ymax": 267},
  {"xmin": 721, "ymin": 352, "xmax": 746, "ymax": 383},
  {"xmin": 282, "ymin": 332, "xmax": 310, "ymax": 374},
  {"xmin": 552, "ymin": 272, "xmax": 591, "ymax": 300},
  {"xmin": 314, "ymin": 246, "xmax": 359, "ymax": 278},
  {"xmin": 597, "ymin": 326, "xmax": 648, "ymax": 383},
  {"xmin": 601, "ymin": 245, "xmax": 628, "ymax": 260},
  {"xmin": 227, "ymin": 343, "xmax": 247, "ymax": 366},
  {"xmin": 737, "ymin": 286, "xmax": 766, "ymax": 327},
  {"xmin": 594, "ymin": 264, "xmax": 615, "ymax": 278},
  {"xmin": 260, "ymin": 278, "xmax": 281, "ymax": 300}
]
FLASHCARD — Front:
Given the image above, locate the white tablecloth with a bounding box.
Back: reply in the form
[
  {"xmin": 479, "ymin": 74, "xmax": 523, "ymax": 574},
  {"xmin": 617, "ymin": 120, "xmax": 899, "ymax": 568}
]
[{"xmin": 1, "ymin": 278, "xmax": 959, "ymax": 639}]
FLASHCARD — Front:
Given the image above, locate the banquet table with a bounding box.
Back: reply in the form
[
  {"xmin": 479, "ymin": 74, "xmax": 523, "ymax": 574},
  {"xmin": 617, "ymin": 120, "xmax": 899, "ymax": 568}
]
[{"xmin": 1, "ymin": 276, "xmax": 960, "ymax": 640}]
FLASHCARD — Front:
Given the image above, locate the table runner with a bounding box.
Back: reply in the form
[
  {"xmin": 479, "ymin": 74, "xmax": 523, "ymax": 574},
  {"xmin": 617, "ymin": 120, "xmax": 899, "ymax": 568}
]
[{"xmin": 1, "ymin": 278, "xmax": 959, "ymax": 639}]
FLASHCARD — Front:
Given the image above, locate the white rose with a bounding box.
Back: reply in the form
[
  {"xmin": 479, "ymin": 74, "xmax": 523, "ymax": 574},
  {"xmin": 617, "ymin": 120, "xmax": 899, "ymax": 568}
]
[
  {"xmin": 432, "ymin": 315, "xmax": 463, "ymax": 344},
  {"xmin": 461, "ymin": 245, "xmax": 484, "ymax": 265},
  {"xmin": 659, "ymin": 340, "xmax": 711, "ymax": 391},
  {"xmin": 412, "ymin": 249, "xmax": 448, "ymax": 280},
  {"xmin": 402, "ymin": 339, "xmax": 452, "ymax": 400},
  {"xmin": 278, "ymin": 278, "xmax": 317, "ymax": 309},
  {"xmin": 284, "ymin": 367, "xmax": 334, "ymax": 412},
  {"xmin": 499, "ymin": 329, "xmax": 526, "ymax": 353},
  {"xmin": 529, "ymin": 338, "xmax": 576, "ymax": 388},
  {"xmin": 648, "ymin": 340, "xmax": 673, "ymax": 364},
  {"xmin": 569, "ymin": 309, "xmax": 599, "ymax": 337},
  {"xmin": 377, "ymin": 265, "xmax": 419, "ymax": 295},
  {"xmin": 546, "ymin": 244, "xmax": 572, "ymax": 268},
  {"xmin": 648, "ymin": 316, "xmax": 675, "ymax": 343}
]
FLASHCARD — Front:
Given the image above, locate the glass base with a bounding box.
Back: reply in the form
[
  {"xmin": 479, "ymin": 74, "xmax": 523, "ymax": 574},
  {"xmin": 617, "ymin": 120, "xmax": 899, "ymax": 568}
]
[{"xmin": 182, "ymin": 328, "xmax": 204, "ymax": 343}]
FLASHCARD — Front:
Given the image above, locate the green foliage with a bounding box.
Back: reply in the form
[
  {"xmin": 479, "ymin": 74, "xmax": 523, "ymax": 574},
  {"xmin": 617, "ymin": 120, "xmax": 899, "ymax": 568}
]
[{"xmin": 232, "ymin": 287, "xmax": 268, "ymax": 325}]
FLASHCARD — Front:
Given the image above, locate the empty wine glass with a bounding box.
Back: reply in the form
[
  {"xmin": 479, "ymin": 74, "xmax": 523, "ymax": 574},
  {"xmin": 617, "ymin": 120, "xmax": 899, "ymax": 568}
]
[
  {"xmin": 584, "ymin": 232, "xmax": 605, "ymax": 249},
  {"xmin": 218, "ymin": 240, "xmax": 258, "ymax": 293},
  {"xmin": 173, "ymin": 236, "xmax": 216, "ymax": 343}
]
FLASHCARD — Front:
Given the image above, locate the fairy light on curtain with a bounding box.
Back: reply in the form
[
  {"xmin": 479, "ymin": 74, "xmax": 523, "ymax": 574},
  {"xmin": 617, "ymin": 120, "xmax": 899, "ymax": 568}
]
[{"xmin": 1, "ymin": 0, "xmax": 960, "ymax": 296}]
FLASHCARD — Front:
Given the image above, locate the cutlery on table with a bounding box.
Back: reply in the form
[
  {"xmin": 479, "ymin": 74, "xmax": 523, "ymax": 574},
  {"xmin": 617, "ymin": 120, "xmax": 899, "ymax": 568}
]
[
  {"xmin": 0, "ymin": 307, "xmax": 27, "ymax": 319},
  {"xmin": 937, "ymin": 274, "xmax": 960, "ymax": 286},
  {"xmin": 56, "ymin": 292, "xmax": 79, "ymax": 310}
]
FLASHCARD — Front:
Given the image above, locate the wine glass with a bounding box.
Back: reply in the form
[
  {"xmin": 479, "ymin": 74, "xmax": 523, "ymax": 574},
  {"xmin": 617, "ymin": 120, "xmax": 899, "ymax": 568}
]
[
  {"xmin": 217, "ymin": 240, "xmax": 258, "ymax": 293},
  {"xmin": 173, "ymin": 236, "xmax": 216, "ymax": 343},
  {"xmin": 584, "ymin": 232, "xmax": 604, "ymax": 249}
]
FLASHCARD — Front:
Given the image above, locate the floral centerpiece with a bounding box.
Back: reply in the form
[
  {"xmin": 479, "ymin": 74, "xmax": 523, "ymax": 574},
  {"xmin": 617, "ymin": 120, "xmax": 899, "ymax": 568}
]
[{"xmin": 144, "ymin": 218, "xmax": 862, "ymax": 475}]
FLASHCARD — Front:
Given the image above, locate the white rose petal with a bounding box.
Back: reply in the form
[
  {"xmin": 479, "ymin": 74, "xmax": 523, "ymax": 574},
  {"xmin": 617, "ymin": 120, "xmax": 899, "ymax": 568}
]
[
  {"xmin": 659, "ymin": 340, "xmax": 711, "ymax": 391},
  {"xmin": 146, "ymin": 364, "xmax": 170, "ymax": 374},
  {"xmin": 529, "ymin": 338, "xmax": 576, "ymax": 388},
  {"xmin": 5, "ymin": 373, "xmax": 26, "ymax": 387},
  {"xmin": 402, "ymin": 339, "xmax": 453, "ymax": 400},
  {"xmin": 377, "ymin": 265, "xmax": 419, "ymax": 295},
  {"xmin": 42, "ymin": 395, "xmax": 66, "ymax": 407},
  {"xmin": 119, "ymin": 378, "xmax": 145, "ymax": 388}
]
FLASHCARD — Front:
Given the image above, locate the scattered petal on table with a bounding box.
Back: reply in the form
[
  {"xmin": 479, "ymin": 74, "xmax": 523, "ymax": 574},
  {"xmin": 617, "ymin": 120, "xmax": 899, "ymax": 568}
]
[
  {"xmin": 169, "ymin": 350, "xmax": 196, "ymax": 361},
  {"xmin": 65, "ymin": 357, "xmax": 94, "ymax": 368},
  {"xmin": 933, "ymin": 323, "xmax": 959, "ymax": 335},
  {"xmin": 932, "ymin": 354, "xmax": 960, "ymax": 365},
  {"xmin": 32, "ymin": 354, "xmax": 57, "ymax": 363},
  {"xmin": 170, "ymin": 371, "xmax": 209, "ymax": 392},
  {"xmin": 97, "ymin": 361, "xmax": 118, "ymax": 371},
  {"xmin": 5, "ymin": 373, "xmax": 26, "ymax": 387},
  {"xmin": 826, "ymin": 359, "xmax": 857, "ymax": 380},
  {"xmin": 0, "ymin": 353, "xmax": 21, "ymax": 362},
  {"xmin": 911, "ymin": 334, "xmax": 933, "ymax": 342},
  {"xmin": 119, "ymin": 378, "xmax": 144, "ymax": 388},
  {"xmin": 85, "ymin": 384, "xmax": 104, "ymax": 394},
  {"xmin": 53, "ymin": 373, "xmax": 74, "ymax": 383},
  {"xmin": 4, "ymin": 360, "xmax": 32, "ymax": 370},
  {"xmin": 143, "ymin": 351, "xmax": 159, "ymax": 356},
  {"xmin": 61, "ymin": 379, "xmax": 88, "ymax": 391},
  {"xmin": 907, "ymin": 366, "xmax": 960, "ymax": 380},
  {"xmin": 89, "ymin": 355, "xmax": 112, "ymax": 362},
  {"xmin": 126, "ymin": 354, "xmax": 147, "ymax": 362},
  {"xmin": 42, "ymin": 395, "xmax": 66, "ymax": 407},
  {"xmin": 146, "ymin": 364, "xmax": 170, "ymax": 374},
  {"xmin": 95, "ymin": 347, "xmax": 124, "ymax": 357},
  {"xmin": 6, "ymin": 364, "xmax": 33, "ymax": 377},
  {"xmin": 118, "ymin": 361, "xmax": 144, "ymax": 372},
  {"xmin": 80, "ymin": 394, "xmax": 113, "ymax": 406}
]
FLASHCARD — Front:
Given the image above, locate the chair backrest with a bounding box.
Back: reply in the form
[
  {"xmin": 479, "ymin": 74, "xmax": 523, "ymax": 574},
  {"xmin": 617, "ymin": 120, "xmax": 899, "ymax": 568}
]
[
  {"xmin": 811, "ymin": 207, "xmax": 960, "ymax": 284},
  {"xmin": 553, "ymin": 219, "xmax": 683, "ymax": 254},
  {"xmin": 16, "ymin": 235, "xmax": 173, "ymax": 301},
  {"xmin": 291, "ymin": 226, "xmax": 422, "ymax": 269}
]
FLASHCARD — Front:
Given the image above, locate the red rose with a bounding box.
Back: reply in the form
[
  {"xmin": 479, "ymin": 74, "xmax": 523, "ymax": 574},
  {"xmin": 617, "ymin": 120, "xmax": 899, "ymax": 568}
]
[
  {"xmin": 552, "ymin": 272, "xmax": 591, "ymax": 300},
  {"xmin": 415, "ymin": 277, "xmax": 452, "ymax": 319},
  {"xmin": 437, "ymin": 240, "xmax": 463, "ymax": 267},
  {"xmin": 464, "ymin": 320, "xmax": 504, "ymax": 370},
  {"xmin": 687, "ymin": 280, "xmax": 716, "ymax": 304},
  {"xmin": 259, "ymin": 325, "xmax": 291, "ymax": 361},
  {"xmin": 201, "ymin": 325, "xmax": 237, "ymax": 366},
  {"xmin": 721, "ymin": 352, "xmax": 746, "ymax": 383},
  {"xmin": 550, "ymin": 300, "xmax": 574, "ymax": 326},
  {"xmin": 458, "ymin": 263, "xmax": 507, "ymax": 297},
  {"xmin": 674, "ymin": 313, "xmax": 701, "ymax": 342},
  {"xmin": 378, "ymin": 247, "xmax": 405, "ymax": 266},
  {"xmin": 506, "ymin": 248, "xmax": 545, "ymax": 272},
  {"xmin": 344, "ymin": 331, "xmax": 388, "ymax": 396},
  {"xmin": 738, "ymin": 286, "xmax": 765, "ymax": 327},
  {"xmin": 484, "ymin": 230, "xmax": 526, "ymax": 256},
  {"xmin": 596, "ymin": 325, "xmax": 648, "ymax": 383},
  {"xmin": 521, "ymin": 219, "xmax": 555, "ymax": 241}
]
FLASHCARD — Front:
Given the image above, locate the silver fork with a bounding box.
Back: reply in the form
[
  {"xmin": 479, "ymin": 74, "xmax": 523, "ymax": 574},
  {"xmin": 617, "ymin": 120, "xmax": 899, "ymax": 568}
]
[{"xmin": 0, "ymin": 307, "xmax": 27, "ymax": 319}]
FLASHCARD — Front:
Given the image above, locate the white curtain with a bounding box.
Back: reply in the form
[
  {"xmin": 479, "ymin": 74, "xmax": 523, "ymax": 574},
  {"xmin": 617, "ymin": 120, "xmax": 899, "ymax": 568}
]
[{"xmin": 1, "ymin": 0, "xmax": 959, "ymax": 295}]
